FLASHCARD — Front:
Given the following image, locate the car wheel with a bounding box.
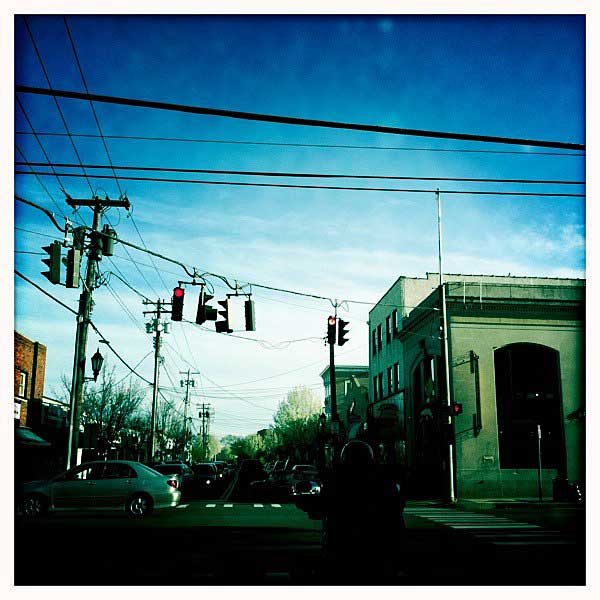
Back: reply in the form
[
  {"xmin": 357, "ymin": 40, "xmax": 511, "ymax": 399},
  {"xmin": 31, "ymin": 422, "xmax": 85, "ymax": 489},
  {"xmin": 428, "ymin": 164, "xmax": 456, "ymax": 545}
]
[
  {"xmin": 21, "ymin": 494, "xmax": 48, "ymax": 518},
  {"xmin": 126, "ymin": 493, "xmax": 153, "ymax": 518}
]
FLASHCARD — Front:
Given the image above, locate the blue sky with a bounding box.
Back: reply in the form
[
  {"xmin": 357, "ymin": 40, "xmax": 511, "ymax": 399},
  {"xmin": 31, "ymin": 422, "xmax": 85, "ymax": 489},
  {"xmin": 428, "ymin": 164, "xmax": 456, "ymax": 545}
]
[{"xmin": 13, "ymin": 14, "xmax": 585, "ymax": 437}]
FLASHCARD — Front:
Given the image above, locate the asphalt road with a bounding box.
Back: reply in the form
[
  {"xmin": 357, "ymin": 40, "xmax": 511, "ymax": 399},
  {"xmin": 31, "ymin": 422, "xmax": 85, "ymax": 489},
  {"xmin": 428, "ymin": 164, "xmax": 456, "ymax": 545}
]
[{"xmin": 15, "ymin": 500, "xmax": 585, "ymax": 585}]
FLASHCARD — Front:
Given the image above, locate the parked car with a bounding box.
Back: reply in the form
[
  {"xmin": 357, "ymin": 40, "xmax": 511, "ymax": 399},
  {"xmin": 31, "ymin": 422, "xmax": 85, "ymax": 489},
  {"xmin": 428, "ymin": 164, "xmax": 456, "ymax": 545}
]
[
  {"xmin": 151, "ymin": 462, "xmax": 195, "ymax": 494},
  {"xmin": 289, "ymin": 464, "xmax": 319, "ymax": 483},
  {"xmin": 17, "ymin": 460, "xmax": 181, "ymax": 518}
]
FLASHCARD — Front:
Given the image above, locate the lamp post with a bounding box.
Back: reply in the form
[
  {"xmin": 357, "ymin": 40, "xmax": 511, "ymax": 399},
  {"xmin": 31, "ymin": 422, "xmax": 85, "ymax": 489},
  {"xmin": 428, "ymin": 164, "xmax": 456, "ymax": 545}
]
[{"xmin": 89, "ymin": 348, "xmax": 104, "ymax": 382}]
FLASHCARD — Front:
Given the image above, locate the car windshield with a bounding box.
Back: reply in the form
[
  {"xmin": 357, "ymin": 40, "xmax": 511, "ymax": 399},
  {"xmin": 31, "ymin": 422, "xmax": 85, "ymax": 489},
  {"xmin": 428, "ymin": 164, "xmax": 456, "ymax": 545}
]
[
  {"xmin": 153, "ymin": 465, "xmax": 183, "ymax": 475},
  {"xmin": 194, "ymin": 465, "xmax": 216, "ymax": 475}
]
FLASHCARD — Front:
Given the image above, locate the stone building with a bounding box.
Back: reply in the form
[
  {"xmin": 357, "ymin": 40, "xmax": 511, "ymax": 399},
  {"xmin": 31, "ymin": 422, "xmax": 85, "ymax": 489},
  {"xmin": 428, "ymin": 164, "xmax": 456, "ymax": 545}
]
[
  {"xmin": 320, "ymin": 365, "xmax": 369, "ymax": 440},
  {"xmin": 369, "ymin": 273, "xmax": 585, "ymax": 499}
]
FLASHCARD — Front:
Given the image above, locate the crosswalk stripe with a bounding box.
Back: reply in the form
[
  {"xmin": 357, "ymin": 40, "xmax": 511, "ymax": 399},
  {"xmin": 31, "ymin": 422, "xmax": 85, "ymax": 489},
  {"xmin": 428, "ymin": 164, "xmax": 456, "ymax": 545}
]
[
  {"xmin": 176, "ymin": 504, "xmax": 189, "ymax": 509},
  {"xmin": 206, "ymin": 504, "xmax": 216, "ymax": 508},
  {"xmin": 450, "ymin": 524, "xmax": 540, "ymax": 529},
  {"xmin": 492, "ymin": 540, "xmax": 575, "ymax": 545},
  {"xmin": 224, "ymin": 504, "xmax": 233, "ymax": 508},
  {"xmin": 254, "ymin": 504, "xmax": 264, "ymax": 508},
  {"xmin": 271, "ymin": 504, "xmax": 282, "ymax": 508}
]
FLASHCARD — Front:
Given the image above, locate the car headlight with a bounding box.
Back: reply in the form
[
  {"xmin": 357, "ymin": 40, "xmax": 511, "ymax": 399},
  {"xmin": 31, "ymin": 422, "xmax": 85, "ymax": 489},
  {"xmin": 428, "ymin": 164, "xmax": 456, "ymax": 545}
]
[{"xmin": 206, "ymin": 479, "xmax": 211, "ymax": 485}]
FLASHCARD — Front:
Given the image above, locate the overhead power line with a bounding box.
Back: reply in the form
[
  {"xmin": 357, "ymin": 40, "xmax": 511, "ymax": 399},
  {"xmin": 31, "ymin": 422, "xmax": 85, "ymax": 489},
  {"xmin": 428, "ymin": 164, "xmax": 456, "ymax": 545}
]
[
  {"xmin": 15, "ymin": 85, "xmax": 585, "ymax": 151},
  {"xmin": 15, "ymin": 269, "xmax": 153, "ymax": 385},
  {"xmin": 20, "ymin": 18, "xmax": 95, "ymax": 196},
  {"xmin": 15, "ymin": 162, "xmax": 585, "ymax": 186},
  {"xmin": 15, "ymin": 170, "xmax": 586, "ymax": 198},
  {"xmin": 14, "ymin": 131, "xmax": 586, "ymax": 157},
  {"xmin": 62, "ymin": 15, "xmax": 123, "ymax": 197}
]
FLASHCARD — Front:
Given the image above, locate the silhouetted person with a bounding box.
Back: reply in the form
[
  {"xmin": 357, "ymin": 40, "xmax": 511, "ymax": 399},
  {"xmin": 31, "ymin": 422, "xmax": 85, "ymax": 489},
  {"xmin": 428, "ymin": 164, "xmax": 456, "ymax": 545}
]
[{"xmin": 318, "ymin": 440, "xmax": 405, "ymax": 583}]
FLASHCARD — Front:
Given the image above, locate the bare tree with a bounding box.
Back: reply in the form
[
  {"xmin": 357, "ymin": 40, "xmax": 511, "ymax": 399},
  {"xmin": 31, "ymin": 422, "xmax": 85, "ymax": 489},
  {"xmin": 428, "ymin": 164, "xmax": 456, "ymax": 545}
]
[{"xmin": 81, "ymin": 368, "xmax": 146, "ymax": 454}]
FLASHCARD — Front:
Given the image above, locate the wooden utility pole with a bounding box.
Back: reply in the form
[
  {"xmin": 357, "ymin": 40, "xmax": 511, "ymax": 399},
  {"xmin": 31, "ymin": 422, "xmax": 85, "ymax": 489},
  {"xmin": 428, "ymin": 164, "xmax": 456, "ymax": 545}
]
[
  {"xmin": 180, "ymin": 369, "xmax": 200, "ymax": 460},
  {"xmin": 144, "ymin": 299, "xmax": 170, "ymax": 460},
  {"xmin": 66, "ymin": 195, "xmax": 129, "ymax": 468}
]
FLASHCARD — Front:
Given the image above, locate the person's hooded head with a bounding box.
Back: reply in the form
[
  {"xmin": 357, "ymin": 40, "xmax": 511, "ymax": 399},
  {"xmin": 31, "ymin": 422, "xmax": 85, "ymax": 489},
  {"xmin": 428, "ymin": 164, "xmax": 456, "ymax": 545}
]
[{"xmin": 340, "ymin": 440, "xmax": 374, "ymax": 466}]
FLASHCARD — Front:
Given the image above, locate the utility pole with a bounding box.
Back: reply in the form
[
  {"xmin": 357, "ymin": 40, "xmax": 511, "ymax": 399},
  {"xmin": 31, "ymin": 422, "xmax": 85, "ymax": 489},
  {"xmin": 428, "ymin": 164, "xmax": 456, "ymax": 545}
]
[
  {"xmin": 144, "ymin": 299, "xmax": 171, "ymax": 460},
  {"xmin": 198, "ymin": 403, "xmax": 212, "ymax": 461},
  {"xmin": 180, "ymin": 369, "xmax": 200, "ymax": 460},
  {"xmin": 326, "ymin": 313, "xmax": 339, "ymax": 461},
  {"xmin": 66, "ymin": 195, "xmax": 129, "ymax": 468},
  {"xmin": 436, "ymin": 190, "xmax": 456, "ymax": 503}
]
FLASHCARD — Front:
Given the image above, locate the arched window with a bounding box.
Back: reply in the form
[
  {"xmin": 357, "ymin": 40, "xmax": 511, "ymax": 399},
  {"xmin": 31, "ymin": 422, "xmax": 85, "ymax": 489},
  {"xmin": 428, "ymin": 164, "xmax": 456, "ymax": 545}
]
[{"xmin": 494, "ymin": 343, "xmax": 563, "ymax": 469}]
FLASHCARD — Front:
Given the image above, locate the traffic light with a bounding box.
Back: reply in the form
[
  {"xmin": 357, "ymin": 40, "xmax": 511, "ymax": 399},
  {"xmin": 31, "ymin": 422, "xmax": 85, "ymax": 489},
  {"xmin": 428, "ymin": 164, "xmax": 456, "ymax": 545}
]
[
  {"xmin": 452, "ymin": 403, "xmax": 463, "ymax": 416},
  {"xmin": 327, "ymin": 316, "xmax": 336, "ymax": 345},
  {"xmin": 245, "ymin": 299, "xmax": 255, "ymax": 331},
  {"xmin": 215, "ymin": 299, "xmax": 233, "ymax": 333},
  {"xmin": 41, "ymin": 241, "xmax": 61, "ymax": 284},
  {"xmin": 65, "ymin": 248, "xmax": 81, "ymax": 288},
  {"xmin": 196, "ymin": 289, "xmax": 218, "ymax": 325},
  {"xmin": 338, "ymin": 318, "xmax": 349, "ymax": 346},
  {"xmin": 171, "ymin": 286, "xmax": 185, "ymax": 321}
]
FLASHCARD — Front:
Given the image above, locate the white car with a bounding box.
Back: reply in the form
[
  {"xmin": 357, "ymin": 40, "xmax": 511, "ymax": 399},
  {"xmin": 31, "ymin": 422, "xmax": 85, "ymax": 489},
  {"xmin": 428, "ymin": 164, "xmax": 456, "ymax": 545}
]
[{"xmin": 18, "ymin": 460, "xmax": 181, "ymax": 518}]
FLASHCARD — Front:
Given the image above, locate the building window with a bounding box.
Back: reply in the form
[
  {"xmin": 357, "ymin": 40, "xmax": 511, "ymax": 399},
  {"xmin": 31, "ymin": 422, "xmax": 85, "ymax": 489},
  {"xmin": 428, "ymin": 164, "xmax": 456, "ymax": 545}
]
[
  {"xmin": 378, "ymin": 373, "xmax": 383, "ymax": 399},
  {"xmin": 392, "ymin": 309, "xmax": 398, "ymax": 334},
  {"xmin": 373, "ymin": 376, "xmax": 378, "ymax": 401},
  {"xmin": 372, "ymin": 330, "xmax": 377, "ymax": 355},
  {"xmin": 494, "ymin": 343, "xmax": 562, "ymax": 469},
  {"xmin": 386, "ymin": 316, "xmax": 391, "ymax": 343},
  {"xmin": 387, "ymin": 367, "xmax": 393, "ymax": 396},
  {"xmin": 377, "ymin": 325, "xmax": 382, "ymax": 351},
  {"xmin": 394, "ymin": 362, "xmax": 400, "ymax": 392},
  {"xmin": 18, "ymin": 370, "xmax": 27, "ymax": 397}
]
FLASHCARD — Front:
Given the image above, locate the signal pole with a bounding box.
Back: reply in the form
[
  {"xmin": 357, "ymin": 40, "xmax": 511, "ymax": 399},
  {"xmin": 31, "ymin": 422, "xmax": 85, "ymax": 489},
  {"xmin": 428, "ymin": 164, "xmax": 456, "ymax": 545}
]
[
  {"xmin": 436, "ymin": 190, "xmax": 456, "ymax": 503},
  {"xmin": 66, "ymin": 195, "xmax": 129, "ymax": 468},
  {"xmin": 180, "ymin": 369, "xmax": 200, "ymax": 460},
  {"xmin": 144, "ymin": 299, "xmax": 171, "ymax": 460},
  {"xmin": 326, "ymin": 314, "xmax": 340, "ymax": 461}
]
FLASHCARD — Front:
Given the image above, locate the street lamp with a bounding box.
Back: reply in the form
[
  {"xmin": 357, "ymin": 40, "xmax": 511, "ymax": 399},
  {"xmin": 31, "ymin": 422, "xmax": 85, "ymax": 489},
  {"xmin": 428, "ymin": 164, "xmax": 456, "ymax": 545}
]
[
  {"xmin": 88, "ymin": 348, "xmax": 104, "ymax": 382},
  {"xmin": 319, "ymin": 412, "xmax": 327, "ymax": 433}
]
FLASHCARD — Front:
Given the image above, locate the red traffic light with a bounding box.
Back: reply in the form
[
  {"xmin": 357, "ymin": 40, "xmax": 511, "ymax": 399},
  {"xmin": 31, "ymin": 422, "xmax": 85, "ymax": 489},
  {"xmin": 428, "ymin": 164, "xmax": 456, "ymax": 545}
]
[
  {"xmin": 174, "ymin": 287, "xmax": 184, "ymax": 298},
  {"xmin": 328, "ymin": 317, "xmax": 336, "ymax": 326},
  {"xmin": 452, "ymin": 403, "xmax": 463, "ymax": 416}
]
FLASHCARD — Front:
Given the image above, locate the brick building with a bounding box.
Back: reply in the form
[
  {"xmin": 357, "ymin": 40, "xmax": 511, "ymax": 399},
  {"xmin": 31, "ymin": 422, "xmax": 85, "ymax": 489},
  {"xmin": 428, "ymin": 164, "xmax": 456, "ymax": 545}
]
[{"xmin": 14, "ymin": 331, "xmax": 47, "ymax": 426}]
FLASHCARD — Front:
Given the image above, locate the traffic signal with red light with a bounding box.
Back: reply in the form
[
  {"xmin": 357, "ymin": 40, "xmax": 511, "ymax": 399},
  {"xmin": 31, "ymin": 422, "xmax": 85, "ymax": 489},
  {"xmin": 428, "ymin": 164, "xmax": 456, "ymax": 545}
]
[
  {"xmin": 171, "ymin": 286, "xmax": 185, "ymax": 321},
  {"xmin": 327, "ymin": 316, "xmax": 337, "ymax": 345},
  {"xmin": 41, "ymin": 241, "xmax": 62, "ymax": 284},
  {"xmin": 215, "ymin": 299, "xmax": 233, "ymax": 333},
  {"xmin": 338, "ymin": 318, "xmax": 349, "ymax": 346},
  {"xmin": 196, "ymin": 289, "xmax": 218, "ymax": 325},
  {"xmin": 452, "ymin": 403, "xmax": 463, "ymax": 416}
]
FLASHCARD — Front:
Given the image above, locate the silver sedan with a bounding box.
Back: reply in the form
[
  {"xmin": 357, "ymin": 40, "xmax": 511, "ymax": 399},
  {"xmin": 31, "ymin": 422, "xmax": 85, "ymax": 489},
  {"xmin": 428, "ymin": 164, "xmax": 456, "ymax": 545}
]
[{"xmin": 18, "ymin": 460, "xmax": 181, "ymax": 518}]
